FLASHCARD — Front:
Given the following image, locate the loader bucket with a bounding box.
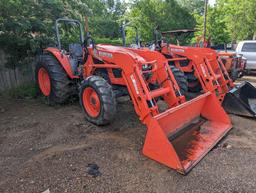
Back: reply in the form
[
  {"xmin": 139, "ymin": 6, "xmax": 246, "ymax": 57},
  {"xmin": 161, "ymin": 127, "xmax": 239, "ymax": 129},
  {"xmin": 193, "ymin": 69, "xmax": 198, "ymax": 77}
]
[
  {"xmin": 222, "ymin": 81, "xmax": 256, "ymax": 118},
  {"xmin": 143, "ymin": 92, "xmax": 232, "ymax": 174}
]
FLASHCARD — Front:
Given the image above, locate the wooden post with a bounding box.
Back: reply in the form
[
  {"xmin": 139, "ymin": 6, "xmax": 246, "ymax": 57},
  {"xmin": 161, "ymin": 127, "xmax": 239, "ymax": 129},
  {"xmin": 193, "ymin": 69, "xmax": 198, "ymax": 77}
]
[
  {"xmin": 84, "ymin": 16, "xmax": 89, "ymax": 33},
  {"xmin": 203, "ymin": 0, "xmax": 208, "ymax": 43}
]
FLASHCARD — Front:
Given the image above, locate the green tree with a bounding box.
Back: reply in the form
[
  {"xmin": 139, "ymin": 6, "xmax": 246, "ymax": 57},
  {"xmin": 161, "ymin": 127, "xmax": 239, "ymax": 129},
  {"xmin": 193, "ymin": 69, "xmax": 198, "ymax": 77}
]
[
  {"xmin": 194, "ymin": 0, "xmax": 256, "ymax": 45},
  {"xmin": 207, "ymin": 6, "xmax": 230, "ymax": 44},
  {"xmin": 0, "ymin": 0, "xmax": 89, "ymax": 68},
  {"xmin": 217, "ymin": 0, "xmax": 256, "ymax": 41},
  {"xmin": 124, "ymin": 0, "xmax": 195, "ymax": 43},
  {"xmin": 177, "ymin": 0, "xmax": 205, "ymax": 14},
  {"xmin": 0, "ymin": 0, "xmax": 125, "ymax": 69}
]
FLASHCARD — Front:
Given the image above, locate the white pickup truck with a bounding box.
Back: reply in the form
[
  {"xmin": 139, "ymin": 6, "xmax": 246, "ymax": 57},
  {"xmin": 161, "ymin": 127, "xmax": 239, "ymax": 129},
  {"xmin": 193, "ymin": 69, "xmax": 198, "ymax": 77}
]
[{"xmin": 236, "ymin": 40, "xmax": 256, "ymax": 71}]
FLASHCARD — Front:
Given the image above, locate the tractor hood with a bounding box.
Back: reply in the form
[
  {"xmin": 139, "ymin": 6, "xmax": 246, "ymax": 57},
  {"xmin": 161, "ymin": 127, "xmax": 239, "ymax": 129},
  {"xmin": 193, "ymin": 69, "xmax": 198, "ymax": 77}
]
[
  {"xmin": 95, "ymin": 44, "xmax": 147, "ymax": 64},
  {"xmin": 167, "ymin": 44, "xmax": 217, "ymax": 55},
  {"xmin": 162, "ymin": 43, "xmax": 218, "ymax": 61}
]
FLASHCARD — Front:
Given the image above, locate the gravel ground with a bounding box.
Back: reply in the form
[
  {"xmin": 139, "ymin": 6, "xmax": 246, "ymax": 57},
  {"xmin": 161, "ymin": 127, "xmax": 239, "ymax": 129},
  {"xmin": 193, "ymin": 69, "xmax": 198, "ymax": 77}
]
[{"xmin": 0, "ymin": 78, "xmax": 256, "ymax": 193}]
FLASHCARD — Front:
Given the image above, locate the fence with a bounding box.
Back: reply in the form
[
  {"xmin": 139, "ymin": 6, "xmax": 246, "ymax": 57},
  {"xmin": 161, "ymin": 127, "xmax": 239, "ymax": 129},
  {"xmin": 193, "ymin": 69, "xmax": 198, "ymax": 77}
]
[
  {"xmin": 0, "ymin": 63, "xmax": 35, "ymax": 92},
  {"xmin": 0, "ymin": 49, "xmax": 35, "ymax": 92}
]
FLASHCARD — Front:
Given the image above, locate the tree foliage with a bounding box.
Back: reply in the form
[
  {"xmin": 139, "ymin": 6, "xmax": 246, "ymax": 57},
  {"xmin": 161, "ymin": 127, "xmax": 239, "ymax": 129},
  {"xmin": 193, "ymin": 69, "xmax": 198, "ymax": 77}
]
[
  {"xmin": 124, "ymin": 0, "xmax": 195, "ymax": 43},
  {"xmin": 218, "ymin": 0, "xmax": 256, "ymax": 41},
  {"xmin": 194, "ymin": 0, "xmax": 256, "ymax": 45},
  {"xmin": 177, "ymin": 0, "xmax": 205, "ymax": 14},
  {"xmin": 0, "ymin": 0, "xmax": 255, "ymax": 69},
  {"xmin": 0, "ymin": 0, "xmax": 125, "ymax": 69}
]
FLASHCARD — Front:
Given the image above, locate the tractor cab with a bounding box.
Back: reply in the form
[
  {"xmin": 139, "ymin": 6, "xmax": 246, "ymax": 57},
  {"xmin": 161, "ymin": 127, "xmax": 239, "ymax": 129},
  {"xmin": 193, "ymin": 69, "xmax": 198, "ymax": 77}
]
[
  {"xmin": 160, "ymin": 29, "xmax": 196, "ymax": 46},
  {"xmin": 54, "ymin": 18, "xmax": 86, "ymax": 75},
  {"xmin": 121, "ymin": 22, "xmax": 141, "ymax": 48}
]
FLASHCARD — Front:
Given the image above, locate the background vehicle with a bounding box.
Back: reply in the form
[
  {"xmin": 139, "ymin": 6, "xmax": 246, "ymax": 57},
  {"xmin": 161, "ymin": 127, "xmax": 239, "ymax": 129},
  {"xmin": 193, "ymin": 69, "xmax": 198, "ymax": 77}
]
[{"xmin": 236, "ymin": 40, "xmax": 256, "ymax": 71}]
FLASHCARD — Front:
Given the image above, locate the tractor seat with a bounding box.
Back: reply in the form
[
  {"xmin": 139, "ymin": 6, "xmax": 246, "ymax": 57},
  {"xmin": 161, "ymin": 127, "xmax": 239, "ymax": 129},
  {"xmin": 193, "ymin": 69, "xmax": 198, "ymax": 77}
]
[
  {"xmin": 69, "ymin": 43, "xmax": 83, "ymax": 58},
  {"xmin": 68, "ymin": 43, "xmax": 83, "ymax": 75}
]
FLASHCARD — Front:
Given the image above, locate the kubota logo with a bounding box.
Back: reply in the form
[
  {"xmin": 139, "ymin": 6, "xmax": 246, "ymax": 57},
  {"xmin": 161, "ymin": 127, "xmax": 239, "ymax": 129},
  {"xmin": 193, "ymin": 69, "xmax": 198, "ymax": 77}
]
[
  {"xmin": 201, "ymin": 64, "xmax": 207, "ymax": 77},
  {"xmin": 130, "ymin": 74, "xmax": 139, "ymax": 94},
  {"xmin": 170, "ymin": 48, "xmax": 185, "ymax": 53},
  {"xmin": 93, "ymin": 50, "xmax": 113, "ymax": 58},
  {"xmin": 99, "ymin": 51, "xmax": 113, "ymax": 58}
]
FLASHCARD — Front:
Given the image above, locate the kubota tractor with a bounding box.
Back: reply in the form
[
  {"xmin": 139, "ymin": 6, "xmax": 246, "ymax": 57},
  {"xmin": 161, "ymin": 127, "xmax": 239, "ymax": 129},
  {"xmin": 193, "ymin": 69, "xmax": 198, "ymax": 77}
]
[
  {"xmin": 153, "ymin": 29, "xmax": 256, "ymax": 118},
  {"xmin": 36, "ymin": 18, "xmax": 232, "ymax": 174},
  {"xmin": 218, "ymin": 52, "xmax": 246, "ymax": 81},
  {"xmin": 196, "ymin": 34, "xmax": 247, "ymax": 81}
]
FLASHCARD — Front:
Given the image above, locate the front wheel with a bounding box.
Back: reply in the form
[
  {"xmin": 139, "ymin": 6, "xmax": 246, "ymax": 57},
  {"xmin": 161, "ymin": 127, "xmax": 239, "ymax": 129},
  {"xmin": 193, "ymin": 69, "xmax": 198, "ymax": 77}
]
[{"xmin": 79, "ymin": 76, "xmax": 117, "ymax": 126}]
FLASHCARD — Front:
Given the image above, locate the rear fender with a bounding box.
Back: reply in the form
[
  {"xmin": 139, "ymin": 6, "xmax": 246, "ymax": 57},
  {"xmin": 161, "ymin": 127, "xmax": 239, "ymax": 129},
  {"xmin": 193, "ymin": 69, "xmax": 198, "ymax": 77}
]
[{"xmin": 44, "ymin": 47, "xmax": 79, "ymax": 79}]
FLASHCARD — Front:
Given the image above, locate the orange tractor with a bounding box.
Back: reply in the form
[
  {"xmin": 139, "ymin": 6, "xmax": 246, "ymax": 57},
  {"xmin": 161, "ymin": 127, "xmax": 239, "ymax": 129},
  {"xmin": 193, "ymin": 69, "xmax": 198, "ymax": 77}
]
[
  {"xmin": 196, "ymin": 34, "xmax": 247, "ymax": 81},
  {"xmin": 36, "ymin": 18, "xmax": 232, "ymax": 174},
  {"xmin": 218, "ymin": 51, "xmax": 246, "ymax": 81},
  {"xmin": 153, "ymin": 29, "xmax": 256, "ymax": 118}
]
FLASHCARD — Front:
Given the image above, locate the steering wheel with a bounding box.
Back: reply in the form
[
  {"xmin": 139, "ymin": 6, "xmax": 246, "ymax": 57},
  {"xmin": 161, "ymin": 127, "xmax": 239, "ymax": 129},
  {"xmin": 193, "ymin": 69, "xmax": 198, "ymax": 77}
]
[{"xmin": 84, "ymin": 32, "xmax": 95, "ymax": 49}]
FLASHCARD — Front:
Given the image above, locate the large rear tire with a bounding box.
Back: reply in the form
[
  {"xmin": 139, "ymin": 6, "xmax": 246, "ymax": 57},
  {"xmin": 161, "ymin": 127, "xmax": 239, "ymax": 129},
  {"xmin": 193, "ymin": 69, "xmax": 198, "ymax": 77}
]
[
  {"xmin": 35, "ymin": 54, "xmax": 75, "ymax": 105},
  {"xmin": 170, "ymin": 66, "xmax": 188, "ymax": 95},
  {"xmin": 79, "ymin": 76, "xmax": 117, "ymax": 126}
]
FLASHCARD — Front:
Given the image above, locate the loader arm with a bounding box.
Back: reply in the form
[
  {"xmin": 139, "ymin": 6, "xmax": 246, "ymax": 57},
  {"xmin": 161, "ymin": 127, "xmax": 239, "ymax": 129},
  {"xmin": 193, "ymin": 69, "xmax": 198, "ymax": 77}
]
[
  {"xmin": 84, "ymin": 45, "xmax": 185, "ymax": 120},
  {"xmin": 161, "ymin": 45, "xmax": 233, "ymax": 100}
]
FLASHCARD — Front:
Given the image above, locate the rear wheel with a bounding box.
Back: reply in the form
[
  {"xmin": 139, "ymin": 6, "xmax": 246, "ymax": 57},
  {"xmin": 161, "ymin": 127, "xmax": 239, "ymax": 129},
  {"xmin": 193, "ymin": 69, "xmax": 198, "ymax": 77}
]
[
  {"xmin": 37, "ymin": 67, "xmax": 51, "ymax": 96},
  {"xmin": 35, "ymin": 54, "xmax": 75, "ymax": 105},
  {"xmin": 80, "ymin": 76, "xmax": 116, "ymax": 125},
  {"xmin": 186, "ymin": 73, "xmax": 202, "ymax": 93},
  {"xmin": 188, "ymin": 80, "xmax": 202, "ymax": 93},
  {"xmin": 170, "ymin": 66, "xmax": 188, "ymax": 95}
]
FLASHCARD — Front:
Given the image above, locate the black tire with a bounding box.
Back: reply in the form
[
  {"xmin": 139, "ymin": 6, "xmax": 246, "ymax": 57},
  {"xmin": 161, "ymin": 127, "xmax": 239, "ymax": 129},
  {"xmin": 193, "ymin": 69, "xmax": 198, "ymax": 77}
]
[
  {"xmin": 230, "ymin": 69, "xmax": 239, "ymax": 81},
  {"xmin": 170, "ymin": 65, "xmax": 188, "ymax": 95},
  {"xmin": 35, "ymin": 54, "xmax": 75, "ymax": 105},
  {"xmin": 188, "ymin": 80, "xmax": 202, "ymax": 93},
  {"xmin": 79, "ymin": 76, "xmax": 117, "ymax": 126},
  {"xmin": 185, "ymin": 72, "xmax": 202, "ymax": 93}
]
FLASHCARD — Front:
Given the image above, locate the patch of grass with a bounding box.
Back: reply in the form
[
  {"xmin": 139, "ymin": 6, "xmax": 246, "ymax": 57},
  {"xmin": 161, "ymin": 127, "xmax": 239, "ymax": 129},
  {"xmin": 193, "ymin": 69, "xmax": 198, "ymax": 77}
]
[{"xmin": 7, "ymin": 83, "xmax": 36, "ymax": 99}]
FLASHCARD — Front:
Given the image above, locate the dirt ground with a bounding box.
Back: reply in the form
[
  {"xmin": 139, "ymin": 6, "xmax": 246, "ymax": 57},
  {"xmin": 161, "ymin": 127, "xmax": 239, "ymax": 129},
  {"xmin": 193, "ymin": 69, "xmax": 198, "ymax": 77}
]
[{"xmin": 0, "ymin": 84, "xmax": 256, "ymax": 193}]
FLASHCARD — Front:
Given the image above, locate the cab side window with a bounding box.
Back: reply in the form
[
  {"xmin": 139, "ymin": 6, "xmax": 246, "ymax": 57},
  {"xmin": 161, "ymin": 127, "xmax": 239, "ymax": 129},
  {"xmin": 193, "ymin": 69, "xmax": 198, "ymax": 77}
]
[{"xmin": 242, "ymin": 43, "xmax": 256, "ymax": 52}]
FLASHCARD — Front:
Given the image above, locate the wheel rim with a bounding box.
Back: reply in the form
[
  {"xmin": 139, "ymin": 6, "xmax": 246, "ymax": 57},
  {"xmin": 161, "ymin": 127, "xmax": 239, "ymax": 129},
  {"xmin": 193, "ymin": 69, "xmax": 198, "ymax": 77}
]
[
  {"xmin": 38, "ymin": 67, "xmax": 51, "ymax": 96},
  {"xmin": 82, "ymin": 87, "xmax": 101, "ymax": 118}
]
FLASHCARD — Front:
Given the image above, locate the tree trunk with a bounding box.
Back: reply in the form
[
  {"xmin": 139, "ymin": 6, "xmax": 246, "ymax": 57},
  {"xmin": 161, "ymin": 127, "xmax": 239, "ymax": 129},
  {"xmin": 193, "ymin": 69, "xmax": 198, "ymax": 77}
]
[{"xmin": 253, "ymin": 32, "xmax": 256, "ymax": 40}]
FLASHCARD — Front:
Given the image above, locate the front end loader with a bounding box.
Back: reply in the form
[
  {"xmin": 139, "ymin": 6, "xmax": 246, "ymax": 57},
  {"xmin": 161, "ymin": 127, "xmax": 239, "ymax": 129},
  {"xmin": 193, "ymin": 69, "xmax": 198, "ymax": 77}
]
[
  {"xmin": 35, "ymin": 18, "xmax": 232, "ymax": 174},
  {"xmin": 155, "ymin": 29, "xmax": 256, "ymax": 118}
]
